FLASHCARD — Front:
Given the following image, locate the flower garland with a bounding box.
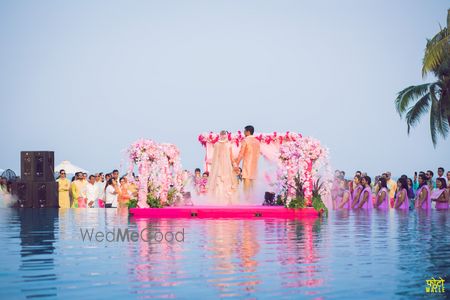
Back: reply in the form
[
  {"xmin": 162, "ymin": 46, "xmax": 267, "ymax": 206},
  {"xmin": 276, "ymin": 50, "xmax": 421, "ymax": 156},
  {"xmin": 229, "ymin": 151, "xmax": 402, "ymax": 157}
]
[
  {"xmin": 127, "ymin": 139, "xmax": 184, "ymax": 208},
  {"xmin": 277, "ymin": 136, "xmax": 331, "ymax": 206},
  {"xmin": 198, "ymin": 131, "xmax": 302, "ymax": 147}
]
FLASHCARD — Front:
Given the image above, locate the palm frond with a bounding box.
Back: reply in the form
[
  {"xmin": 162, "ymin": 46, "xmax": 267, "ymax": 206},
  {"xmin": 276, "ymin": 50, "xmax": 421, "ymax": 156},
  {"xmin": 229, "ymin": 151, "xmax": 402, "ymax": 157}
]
[
  {"xmin": 422, "ymin": 12, "xmax": 450, "ymax": 77},
  {"xmin": 430, "ymin": 83, "xmax": 450, "ymax": 139},
  {"xmin": 430, "ymin": 91, "xmax": 439, "ymax": 146},
  {"xmin": 405, "ymin": 92, "xmax": 431, "ymax": 134},
  {"xmin": 395, "ymin": 83, "xmax": 431, "ymax": 116}
]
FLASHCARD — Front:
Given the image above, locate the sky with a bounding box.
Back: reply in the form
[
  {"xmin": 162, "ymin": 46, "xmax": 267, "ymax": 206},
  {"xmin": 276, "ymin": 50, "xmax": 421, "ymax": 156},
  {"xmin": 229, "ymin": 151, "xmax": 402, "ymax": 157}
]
[{"xmin": 1, "ymin": 0, "xmax": 449, "ymax": 178}]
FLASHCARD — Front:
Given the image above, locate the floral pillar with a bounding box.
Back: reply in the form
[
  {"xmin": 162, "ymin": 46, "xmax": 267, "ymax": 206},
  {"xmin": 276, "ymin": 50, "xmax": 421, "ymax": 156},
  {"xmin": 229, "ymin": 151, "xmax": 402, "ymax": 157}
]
[
  {"xmin": 304, "ymin": 159, "xmax": 313, "ymax": 207},
  {"xmin": 138, "ymin": 162, "xmax": 150, "ymax": 208},
  {"xmin": 287, "ymin": 166, "xmax": 296, "ymax": 204}
]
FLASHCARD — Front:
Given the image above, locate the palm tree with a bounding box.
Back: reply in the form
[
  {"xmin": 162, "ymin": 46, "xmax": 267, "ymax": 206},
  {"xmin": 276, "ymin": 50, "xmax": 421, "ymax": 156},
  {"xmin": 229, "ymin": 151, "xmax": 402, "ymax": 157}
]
[{"xmin": 396, "ymin": 9, "xmax": 450, "ymax": 146}]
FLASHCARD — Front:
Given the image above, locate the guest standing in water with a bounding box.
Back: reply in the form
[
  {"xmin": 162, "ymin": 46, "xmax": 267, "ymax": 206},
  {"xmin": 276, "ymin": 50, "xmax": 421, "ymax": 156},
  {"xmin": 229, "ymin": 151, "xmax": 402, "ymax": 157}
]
[
  {"xmin": 338, "ymin": 180, "xmax": 352, "ymax": 209},
  {"xmin": 350, "ymin": 175, "xmax": 363, "ymax": 209},
  {"xmin": 95, "ymin": 173, "xmax": 106, "ymax": 208},
  {"xmin": 118, "ymin": 177, "xmax": 130, "ymax": 208},
  {"xmin": 357, "ymin": 176, "xmax": 372, "ymax": 210},
  {"xmin": 56, "ymin": 169, "xmax": 71, "ymax": 208},
  {"xmin": 415, "ymin": 174, "xmax": 431, "ymax": 210},
  {"xmin": 385, "ymin": 172, "xmax": 397, "ymax": 208},
  {"xmin": 394, "ymin": 177, "xmax": 409, "ymax": 210},
  {"xmin": 235, "ymin": 125, "xmax": 260, "ymax": 201},
  {"xmin": 333, "ymin": 178, "xmax": 346, "ymax": 209},
  {"xmin": 431, "ymin": 178, "xmax": 449, "ymax": 210},
  {"xmin": 86, "ymin": 175, "xmax": 97, "ymax": 208},
  {"xmin": 105, "ymin": 178, "xmax": 119, "ymax": 208},
  {"xmin": 374, "ymin": 177, "xmax": 389, "ymax": 209}
]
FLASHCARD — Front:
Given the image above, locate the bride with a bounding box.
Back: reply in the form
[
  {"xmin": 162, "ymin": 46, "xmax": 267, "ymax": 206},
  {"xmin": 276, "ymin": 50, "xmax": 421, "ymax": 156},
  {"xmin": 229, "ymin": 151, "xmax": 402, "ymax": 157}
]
[{"xmin": 207, "ymin": 130, "xmax": 238, "ymax": 205}]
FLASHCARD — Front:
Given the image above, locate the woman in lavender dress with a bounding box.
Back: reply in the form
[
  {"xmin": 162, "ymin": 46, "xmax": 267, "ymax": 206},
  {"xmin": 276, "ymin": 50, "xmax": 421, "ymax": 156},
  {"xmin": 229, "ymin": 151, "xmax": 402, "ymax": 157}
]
[
  {"xmin": 431, "ymin": 178, "xmax": 449, "ymax": 210},
  {"xmin": 357, "ymin": 176, "xmax": 372, "ymax": 210},
  {"xmin": 350, "ymin": 175, "xmax": 363, "ymax": 209},
  {"xmin": 394, "ymin": 177, "xmax": 409, "ymax": 210},
  {"xmin": 333, "ymin": 179, "xmax": 345, "ymax": 209},
  {"xmin": 415, "ymin": 174, "xmax": 431, "ymax": 210},
  {"xmin": 374, "ymin": 177, "xmax": 389, "ymax": 209},
  {"xmin": 338, "ymin": 179, "xmax": 353, "ymax": 209}
]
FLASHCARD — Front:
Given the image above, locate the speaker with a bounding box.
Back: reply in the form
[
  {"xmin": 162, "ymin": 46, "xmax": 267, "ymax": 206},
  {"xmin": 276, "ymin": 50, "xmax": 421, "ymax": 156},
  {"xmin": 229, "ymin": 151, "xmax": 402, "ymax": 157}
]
[
  {"xmin": 11, "ymin": 181, "xmax": 59, "ymax": 208},
  {"xmin": 32, "ymin": 181, "xmax": 58, "ymax": 208},
  {"xmin": 21, "ymin": 151, "xmax": 55, "ymax": 182},
  {"xmin": 11, "ymin": 181, "xmax": 33, "ymax": 208}
]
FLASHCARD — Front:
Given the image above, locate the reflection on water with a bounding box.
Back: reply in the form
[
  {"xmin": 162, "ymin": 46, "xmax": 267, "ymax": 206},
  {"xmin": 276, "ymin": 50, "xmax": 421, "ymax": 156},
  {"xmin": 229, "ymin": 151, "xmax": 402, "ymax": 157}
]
[
  {"xmin": 0, "ymin": 209, "xmax": 449, "ymax": 299},
  {"xmin": 19, "ymin": 210, "xmax": 58, "ymax": 298}
]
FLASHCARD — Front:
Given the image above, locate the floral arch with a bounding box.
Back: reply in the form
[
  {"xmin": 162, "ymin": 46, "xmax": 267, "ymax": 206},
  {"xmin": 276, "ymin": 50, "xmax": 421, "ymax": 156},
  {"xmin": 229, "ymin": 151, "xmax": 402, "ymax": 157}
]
[
  {"xmin": 127, "ymin": 139, "xmax": 184, "ymax": 208},
  {"xmin": 198, "ymin": 131, "xmax": 331, "ymax": 207}
]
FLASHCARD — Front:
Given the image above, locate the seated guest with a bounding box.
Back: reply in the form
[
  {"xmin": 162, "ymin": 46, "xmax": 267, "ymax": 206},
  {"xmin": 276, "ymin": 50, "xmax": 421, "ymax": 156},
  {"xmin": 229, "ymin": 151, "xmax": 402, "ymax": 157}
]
[
  {"xmin": 199, "ymin": 172, "xmax": 209, "ymax": 194},
  {"xmin": 394, "ymin": 177, "xmax": 409, "ymax": 210},
  {"xmin": 415, "ymin": 174, "xmax": 431, "ymax": 210},
  {"xmin": 431, "ymin": 178, "xmax": 449, "ymax": 210},
  {"xmin": 193, "ymin": 168, "xmax": 202, "ymax": 195},
  {"xmin": 357, "ymin": 176, "xmax": 372, "ymax": 210},
  {"xmin": 374, "ymin": 177, "xmax": 389, "ymax": 209}
]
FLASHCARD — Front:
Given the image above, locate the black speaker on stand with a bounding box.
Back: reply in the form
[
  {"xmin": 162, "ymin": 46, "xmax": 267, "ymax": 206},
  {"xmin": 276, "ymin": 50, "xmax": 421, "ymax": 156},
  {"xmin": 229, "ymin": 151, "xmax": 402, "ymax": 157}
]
[{"xmin": 12, "ymin": 151, "xmax": 58, "ymax": 208}]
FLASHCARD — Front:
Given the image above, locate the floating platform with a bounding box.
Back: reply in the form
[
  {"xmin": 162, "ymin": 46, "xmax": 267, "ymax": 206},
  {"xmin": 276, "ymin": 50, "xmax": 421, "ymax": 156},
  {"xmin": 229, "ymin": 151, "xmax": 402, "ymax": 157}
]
[{"xmin": 129, "ymin": 205, "xmax": 319, "ymax": 219}]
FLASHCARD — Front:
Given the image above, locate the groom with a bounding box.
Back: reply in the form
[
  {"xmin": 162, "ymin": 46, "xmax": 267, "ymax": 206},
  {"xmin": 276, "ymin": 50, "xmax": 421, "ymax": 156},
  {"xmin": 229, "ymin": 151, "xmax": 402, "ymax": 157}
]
[{"xmin": 235, "ymin": 125, "xmax": 260, "ymax": 199}]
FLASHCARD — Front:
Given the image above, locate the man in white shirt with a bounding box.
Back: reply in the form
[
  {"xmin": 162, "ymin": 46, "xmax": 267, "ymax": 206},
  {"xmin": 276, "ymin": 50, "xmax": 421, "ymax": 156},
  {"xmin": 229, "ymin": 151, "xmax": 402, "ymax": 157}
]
[
  {"xmin": 86, "ymin": 175, "xmax": 97, "ymax": 208},
  {"xmin": 95, "ymin": 173, "xmax": 106, "ymax": 208}
]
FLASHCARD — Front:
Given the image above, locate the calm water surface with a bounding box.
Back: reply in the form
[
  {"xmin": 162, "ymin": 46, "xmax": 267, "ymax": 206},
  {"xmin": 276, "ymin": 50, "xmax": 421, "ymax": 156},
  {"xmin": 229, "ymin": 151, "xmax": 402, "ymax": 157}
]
[{"xmin": 0, "ymin": 208, "xmax": 449, "ymax": 299}]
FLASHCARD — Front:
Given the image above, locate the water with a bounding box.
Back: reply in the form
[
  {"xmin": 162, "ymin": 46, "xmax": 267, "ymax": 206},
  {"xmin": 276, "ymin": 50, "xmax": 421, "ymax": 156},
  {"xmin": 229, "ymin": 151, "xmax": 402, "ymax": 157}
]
[{"xmin": 0, "ymin": 208, "xmax": 449, "ymax": 299}]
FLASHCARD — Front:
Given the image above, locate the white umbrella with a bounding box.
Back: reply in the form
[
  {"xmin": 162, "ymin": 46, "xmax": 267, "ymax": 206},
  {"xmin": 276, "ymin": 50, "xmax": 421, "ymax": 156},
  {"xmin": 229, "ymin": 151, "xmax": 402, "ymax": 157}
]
[{"xmin": 54, "ymin": 160, "xmax": 89, "ymax": 174}]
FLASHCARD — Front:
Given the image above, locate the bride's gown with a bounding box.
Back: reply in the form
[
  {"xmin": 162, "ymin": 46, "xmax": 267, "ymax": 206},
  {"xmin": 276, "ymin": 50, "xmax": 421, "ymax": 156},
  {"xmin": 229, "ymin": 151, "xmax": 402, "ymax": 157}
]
[{"xmin": 208, "ymin": 140, "xmax": 238, "ymax": 205}]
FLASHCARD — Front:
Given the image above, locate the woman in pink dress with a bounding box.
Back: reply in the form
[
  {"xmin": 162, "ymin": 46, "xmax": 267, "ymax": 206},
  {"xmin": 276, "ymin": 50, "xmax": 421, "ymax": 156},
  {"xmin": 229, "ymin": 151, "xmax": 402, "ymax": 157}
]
[
  {"xmin": 339, "ymin": 176, "xmax": 359, "ymax": 209},
  {"xmin": 394, "ymin": 177, "xmax": 409, "ymax": 210},
  {"xmin": 357, "ymin": 176, "xmax": 372, "ymax": 210},
  {"xmin": 415, "ymin": 174, "xmax": 431, "ymax": 210},
  {"xmin": 350, "ymin": 175, "xmax": 364, "ymax": 209},
  {"xmin": 338, "ymin": 179, "xmax": 352, "ymax": 209},
  {"xmin": 333, "ymin": 179, "xmax": 348, "ymax": 209},
  {"xmin": 431, "ymin": 178, "xmax": 449, "ymax": 210},
  {"xmin": 374, "ymin": 177, "xmax": 389, "ymax": 209}
]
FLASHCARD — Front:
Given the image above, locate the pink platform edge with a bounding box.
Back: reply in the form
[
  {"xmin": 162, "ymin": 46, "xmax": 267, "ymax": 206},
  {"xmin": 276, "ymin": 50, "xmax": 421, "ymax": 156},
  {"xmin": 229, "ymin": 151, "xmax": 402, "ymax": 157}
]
[{"xmin": 129, "ymin": 205, "xmax": 320, "ymax": 219}]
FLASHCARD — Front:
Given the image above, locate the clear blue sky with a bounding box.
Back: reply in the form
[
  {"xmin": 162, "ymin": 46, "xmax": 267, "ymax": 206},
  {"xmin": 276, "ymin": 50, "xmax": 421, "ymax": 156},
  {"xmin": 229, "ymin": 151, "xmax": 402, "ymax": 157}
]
[{"xmin": 1, "ymin": 0, "xmax": 449, "ymax": 178}]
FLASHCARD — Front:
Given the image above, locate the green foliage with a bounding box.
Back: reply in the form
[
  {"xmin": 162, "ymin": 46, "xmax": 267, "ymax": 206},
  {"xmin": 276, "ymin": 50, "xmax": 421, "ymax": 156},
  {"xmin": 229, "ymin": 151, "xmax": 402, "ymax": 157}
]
[
  {"xmin": 312, "ymin": 195, "xmax": 328, "ymax": 216},
  {"xmin": 126, "ymin": 198, "xmax": 138, "ymax": 209},
  {"xmin": 288, "ymin": 196, "xmax": 306, "ymax": 209},
  {"xmin": 312, "ymin": 177, "xmax": 324, "ymax": 198},
  {"xmin": 422, "ymin": 10, "xmax": 450, "ymax": 77},
  {"xmin": 147, "ymin": 194, "xmax": 162, "ymax": 208},
  {"xmin": 293, "ymin": 176, "xmax": 305, "ymax": 199},
  {"xmin": 276, "ymin": 195, "xmax": 285, "ymax": 206},
  {"xmin": 166, "ymin": 187, "xmax": 177, "ymax": 206},
  {"xmin": 396, "ymin": 9, "xmax": 450, "ymax": 146}
]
